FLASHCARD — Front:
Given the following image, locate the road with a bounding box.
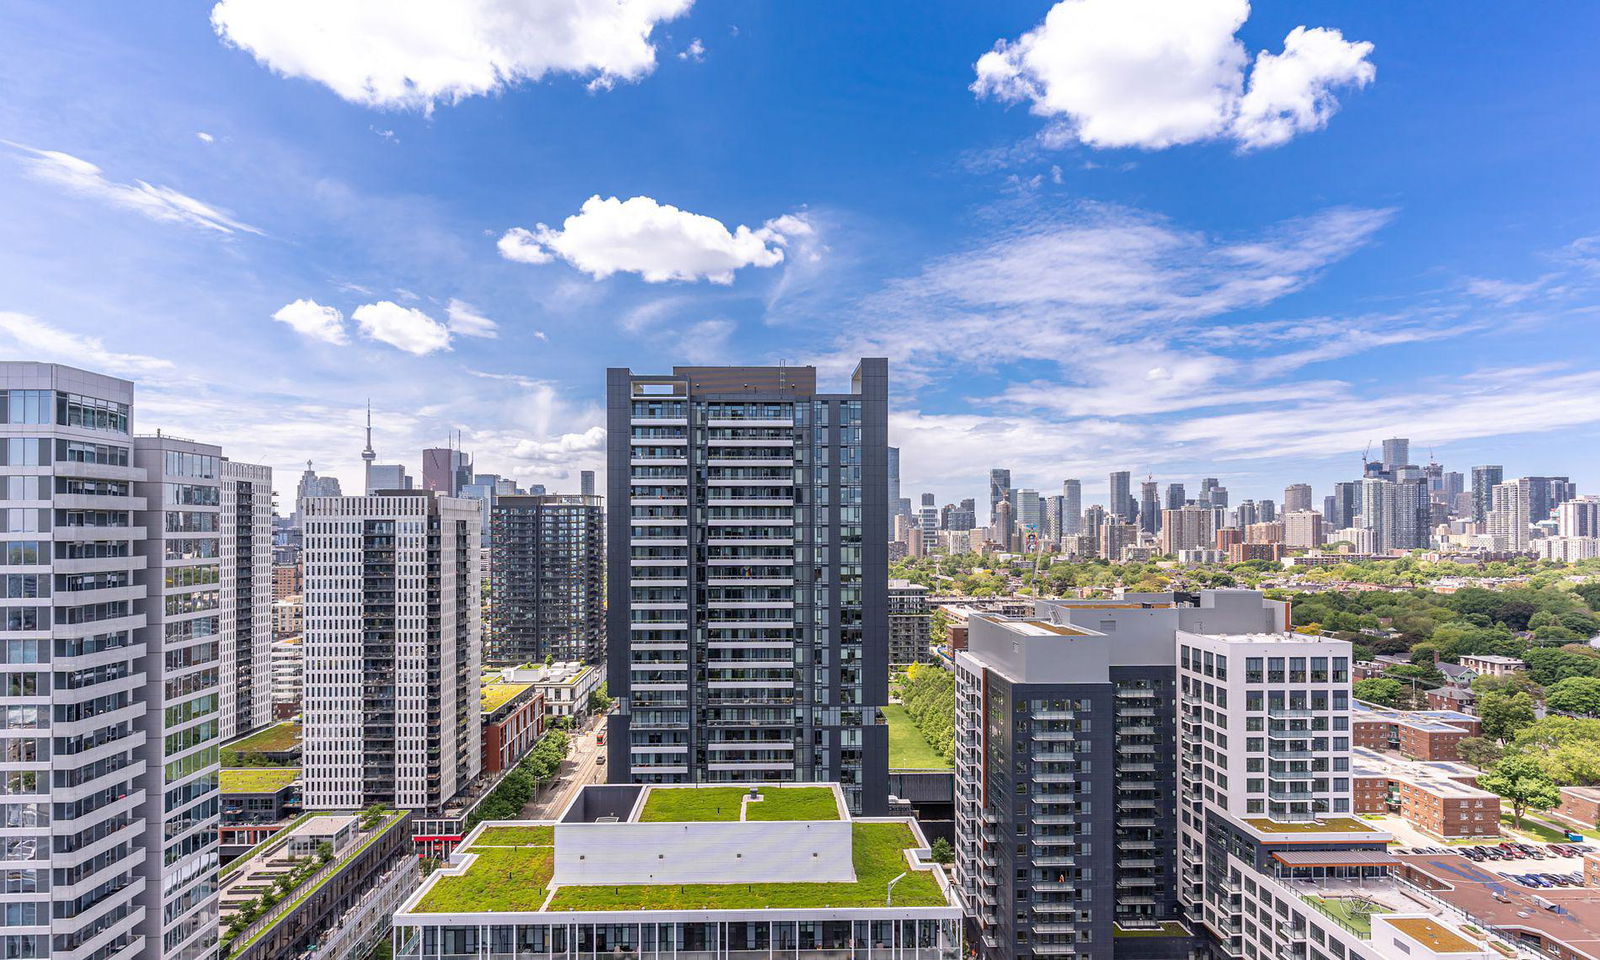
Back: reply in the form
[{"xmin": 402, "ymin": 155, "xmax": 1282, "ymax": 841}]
[{"xmin": 521, "ymin": 712, "xmax": 608, "ymax": 820}]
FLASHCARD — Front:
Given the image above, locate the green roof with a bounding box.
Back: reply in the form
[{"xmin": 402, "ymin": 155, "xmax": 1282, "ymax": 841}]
[
  {"xmin": 638, "ymin": 786, "xmax": 840, "ymax": 823},
  {"xmin": 412, "ymin": 822, "xmax": 944, "ymax": 914},
  {"xmin": 220, "ymin": 767, "xmax": 299, "ymax": 794},
  {"xmin": 1244, "ymin": 816, "xmax": 1377, "ymax": 834},
  {"xmin": 883, "ymin": 704, "xmax": 952, "ymax": 770},
  {"xmin": 226, "ymin": 722, "xmax": 302, "ymax": 754},
  {"xmin": 482, "ymin": 681, "xmax": 533, "ymax": 713}
]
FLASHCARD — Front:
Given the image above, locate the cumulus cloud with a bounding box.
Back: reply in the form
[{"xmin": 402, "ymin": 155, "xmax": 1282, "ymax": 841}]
[
  {"xmin": 353, "ymin": 301, "xmax": 452, "ymax": 355},
  {"xmin": 678, "ymin": 38, "xmax": 705, "ymax": 61},
  {"xmin": 498, "ymin": 195, "xmax": 807, "ymax": 283},
  {"xmin": 972, "ymin": 0, "xmax": 1373, "ymax": 151},
  {"xmin": 210, "ymin": 0, "xmax": 693, "ymax": 111},
  {"xmin": 7, "ymin": 142, "xmax": 261, "ymax": 234},
  {"xmin": 272, "ymin": 298, "xmax": 349, "ymax": 345},
  {"xmin": 445, "ymin": 299, "xmax": 499, "ymax": 338},
  {"xmin": 0, "ymin": 313, "xmax": 173, "ymax": 375}
]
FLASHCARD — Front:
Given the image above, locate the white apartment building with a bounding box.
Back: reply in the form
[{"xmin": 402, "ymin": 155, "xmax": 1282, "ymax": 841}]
[
  {"xmin": 300, "ymin": 491, "xmax": 482, "ymax": 811},
  {"xmin": 1282, "ymin": 510, "xmax": 1326, "ymax": 549},
  {"xmin": 0, "ymin": 364, "xmax": 150, "ymax": 960},
  {"xmin": 132, "ymin": 434, "xmax": 225, "ymax": 960},
  {"xmin": 270, "ymin": 635, "xmax": 303, "ymax": 709},
  {"xmin": 219, "ymin": 459, "xmax": 272, "ymax": 739}
]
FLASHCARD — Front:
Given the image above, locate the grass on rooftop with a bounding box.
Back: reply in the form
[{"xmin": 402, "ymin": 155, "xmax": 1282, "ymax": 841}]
[
  {"xmin": 482, "ymin": 682, "xmax": 532, "ymax": 713},
  {"xmin": 465, "ymin": 825, "xmax": 554, "ymax": 849},
  {"xmin": 1304, "ymin": 896, "xmax": 1393, "ymax": 939},
  {"xmin": 226, "ymin": 722, "xmax": 302, "ymax": 754},
  {"xmin": 220, "ymin": 768, "xmax": 299, "ymax": 794},
  {"xmin": 1386, "ymin": 917, "xmax": 1477, "ymax": 954},
  {"xmin": 640, "ymin": 787, "xmax": 751, "ymax": 822},
  {"xmin": 745, "ymin": 788, "xmax": 840, "ymax": 821},
  {"xmin": 415, "ymin": 844, "xmax": 555, "ymax": 913},
  {"xmin": 1113, "ymin": 921, "xmax": 1190, "ymax": 938},
  {"xmin": 547, "ymin": 822, "xmax": 944, "ymax": 912},
  {"xmin": 883, "ymin": 704, "xmax": 952, "ymax": 770},
  {"xmin": 1245, "ymin": 817, "xmax": 1374, "ymax": 834}
]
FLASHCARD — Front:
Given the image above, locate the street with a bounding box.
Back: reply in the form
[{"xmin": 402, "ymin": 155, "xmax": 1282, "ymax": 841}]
[{"xmin": 520, "ymin": 712, "xmax": 608, "ymax": 820}]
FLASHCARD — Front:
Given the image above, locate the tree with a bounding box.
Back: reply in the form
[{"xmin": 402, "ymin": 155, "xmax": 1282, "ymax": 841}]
[
  {"xmin": 1353, "ymin": 678, "xmax": 1406, "ymax": 708},
  {"xmin": 1547, "ymin": 677, "xmax": 1600, "ymax": 717},
  {"xmin": 587, "ymin": 682, "xmax": 614, "ymax": 715},
  {"xmin": 1456, "ymin": 737, "xmax": 1503, "ymax": 770},
  {"xmin": 929, "ymin": 837, "xmax": 954, "ymax": 865},
  {"xmin": 1481, "ymin": 755, "xmax": 1561, "ymax": 831},
  {"xmin": 1472, "ymin": 672, "xmax": 1543, "ymax": 700},
  {"xmin": 1478, "ymin": 691, "xmax": 1537, "ymax": 742}
]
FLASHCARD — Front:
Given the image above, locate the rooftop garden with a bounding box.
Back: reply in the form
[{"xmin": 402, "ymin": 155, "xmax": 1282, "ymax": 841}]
[
  {"xmin": 464, "ymin": 825, "xmax": 554, "ymax": 850},
  {"xmin": 1304, "ymin": 896, "xmax": 1393, "ymax": 938},
  {"xmin": 222, "ymin": 722, "xmax": 302, "ymax": 766},
  {"xmin": 883, "ymin": 704, "xmax": 953, "ymax": 770},
  {"xmin": 482, "ymin": 681, "xmax": 532, "ymax": 713},
  {"xmin": 638, "ymin": 786, "xmax": 840, "ymax": 822},
  {"xmin": 1113, "ymin": 921, "xmax": 1190, "ymax": 938},
  {"xmin": 220, "ymin": 767, "xmax": 299, "ymax": 794},
  {"xmin": 547, "ymin": 822, "xmax": 944, "ymax": 912},
  {"xmin": 1245, "ymin": 817, "xmax": 1376, "ymax": 834},
  {"xmin": 414, "ymin": 844, "xmax": 554, "ymax": 914}
]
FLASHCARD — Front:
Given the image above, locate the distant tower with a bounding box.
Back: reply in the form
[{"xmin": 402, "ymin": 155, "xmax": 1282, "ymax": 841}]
[{"xmin": 361, "ymin": 400, "xmax": 376, "ymax": 495}]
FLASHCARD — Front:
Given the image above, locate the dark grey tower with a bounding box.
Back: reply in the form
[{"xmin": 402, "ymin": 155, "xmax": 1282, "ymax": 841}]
[
  {"xmin": 490, "ymin": 493, "xmax": 604, "ymax": 664},
  {"xmin": 606, "ymin": 361, "xmax": 891, "ymax": 814}
]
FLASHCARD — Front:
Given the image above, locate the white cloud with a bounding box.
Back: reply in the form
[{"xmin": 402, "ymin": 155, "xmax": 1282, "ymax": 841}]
[
  {"xmin": 445, "ymin": 299, "xmax": 499, "ymax": 338},
  {"xmin": 498, "ymin": 196, "xmax": 806, "ymax": 284},
  {"xmin": 972, "ymin": 0, "xmax": 1373, "ymax": 151},
  {"xmin": 0, "ymin": 312, "xmax": 173, "ymax": 375},
  {"xmin": 271, "ymin": 298, "xmax": 349, "ymax": 344},
  {"xmin": 196, "ymin": 132, "xmax": 215, "ymax": 143},
  {"xmin": 352, "ymin": 301, "xmax": 452, "ymax": 355},
  {"xmin": 678, "ymin": 38, "xmax": 705, "ymax": 61},
  {"xmin": 7, "ymin": 142, "xmax": 261, "ymax": 234},
  {"xmin": 210, "ymin": 0, "xmax": 694, "ymax": 111},
  {"xmin": 1232, "ymin": 27, "xmax": 1376, "ymax": 150}
]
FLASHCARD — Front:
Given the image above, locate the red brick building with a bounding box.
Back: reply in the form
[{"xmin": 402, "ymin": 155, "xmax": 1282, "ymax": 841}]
[
  {"xmin": 481, "ymin": 681, "xmax": 546, "ymax": 775},
  {"xmin": 1557, "ymin": 786, "xmax": 1600, "ymax": 831}
]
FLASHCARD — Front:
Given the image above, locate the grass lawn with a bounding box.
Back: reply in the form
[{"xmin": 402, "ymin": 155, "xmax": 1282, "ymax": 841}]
[
  {"xmin": 639, "ymin": 787, "xmax": 750, "ymax": 822},
  {"xmin": 745, "ymin": 787, "xmax": 840, "ymax": 821},
  {"xmin": 1304, "ymin": 896, "xmax": 1393, "ymax": 938},
  {"xmin": 1244, "ymin": 817, "xmax": 1375, "ymax": 834},
  {"xmin": 226, "ymin": 722, "xmax": 302, "ymax": 754},
  {"xmin": 466, "ymin": 825, "xmax": 554, "ymax": 848},
  {"xmin": 883, "ymin": 704, "xmax": 952, "ymax": 770},
  {"xmin": 482, "ymin": 682, "xmax": 532, "ymax": 713},
  {"xmin": 1113, "ymin": 921, "xmax": 1190, "ymax": 938},
  {"xmin": 415, "ymin": 845, "xmax": 554, "ymax": 913},
  {"xmin": 1500, "ymin": 812, "xmax": 1571, "ymax": 843},
  {"xmin": 547, "ymin": 822, "xmax": 945, "ymax": 911},
  {"xmin": 220, "ymin": 767, "xmax": 299, "ymax": 794}
]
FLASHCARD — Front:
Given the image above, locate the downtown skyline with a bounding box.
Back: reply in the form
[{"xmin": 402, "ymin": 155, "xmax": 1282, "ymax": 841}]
[{"xmin": 4, "ymin": 2, "xmax": 1600, "ymax": 512}]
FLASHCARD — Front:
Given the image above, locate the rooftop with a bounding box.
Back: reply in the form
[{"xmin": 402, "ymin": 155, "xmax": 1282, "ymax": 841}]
[
  {"xmin": 482, "ymin": 681, "xmax": 533, "ymax": 713},
  {"xmin": 1396, "ymin": 853, "xmax": 1600, "ymax": 960},
  {"xmin": 1384, "ymin": 917, "xmax": 1481, "ymax": 954},
  {"xmin": 219, "ymin": 767, "xmax": 299, "ymax": 794},
  {"xmin": 225, "ymin": 721, "xmax": 302, "ymax": 755},
  {"xmin": 1244, "ymin": 816, "xmax": 1383, "ymax": 835},
  {"xmin": 637, "ymin": 785, "xmax": 842, "ymax": 822}
]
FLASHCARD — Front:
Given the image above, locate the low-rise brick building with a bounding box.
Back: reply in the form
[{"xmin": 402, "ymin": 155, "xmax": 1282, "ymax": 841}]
[
  {"xmin": 1353, "ymin": 702, "xmax": 1480, "ymax": 761},
  {"xmin": 1557, "ymin": 786, "xmax": 1600, "ymax": 831},
  {"xmin": 1353, "ymin": 748, "xmax": 1499, "ymax": 839}
]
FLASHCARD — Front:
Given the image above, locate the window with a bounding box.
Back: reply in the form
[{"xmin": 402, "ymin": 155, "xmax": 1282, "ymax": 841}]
[{"xmin": 0, "ymin": 392, "xmax": 50, "ymax": 425}]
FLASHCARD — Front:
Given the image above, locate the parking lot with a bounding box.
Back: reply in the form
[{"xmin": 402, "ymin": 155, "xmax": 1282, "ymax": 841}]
[{"xmin": 1393, "ymin": 839, "xmax": 1593, "ymax": 889}]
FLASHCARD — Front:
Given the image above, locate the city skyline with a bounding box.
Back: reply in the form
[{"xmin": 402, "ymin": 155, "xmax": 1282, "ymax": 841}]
[{"xmin": 4, "ymin": 4, "xmax": 1600, "ymax": 507}]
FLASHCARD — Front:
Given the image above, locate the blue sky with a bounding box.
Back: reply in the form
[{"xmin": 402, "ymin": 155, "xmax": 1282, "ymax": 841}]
[{"xmin": 2, "ymin": 1, "xmax": 1598, "ymax": 514}]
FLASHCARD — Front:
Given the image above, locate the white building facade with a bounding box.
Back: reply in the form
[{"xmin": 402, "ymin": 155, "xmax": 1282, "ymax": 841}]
[{"xmin": 219, "ymin": 459, "xmax": 273, "ymax": 739}]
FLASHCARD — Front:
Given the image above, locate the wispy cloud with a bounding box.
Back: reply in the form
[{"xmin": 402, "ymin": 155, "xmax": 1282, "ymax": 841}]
[
  {"xmin": 6, "ymin": 142, "xmax": 261, "ymax": 235},
  {"xmin": 0, "ymin": 312, "xmax": 174, "ymax": 375}
]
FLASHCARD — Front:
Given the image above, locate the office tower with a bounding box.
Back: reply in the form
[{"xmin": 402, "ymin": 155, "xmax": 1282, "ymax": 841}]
[
  {"xmin": 293, "ymin": 460, "xmax": 341, "ymax": 528},
  {"xmin": 1233, "ymin": 500, "xmax": 1258, "ymax": 530},
  {"xmin": 1082, "ymin": 503, "xmax": 1105, "ymax": 542},
  {"xmin": 955, "ymin": 591, "xmax": 1288, "ymax": 960},
  {"xmin": 1441, "ymin": 470, "xmax": 1465, "ymax": 500},
  {"xmin": 1061, "ymin": 479, "xmax": 1082, "ymax": 536},
  {"xmin": 1, "ymin": 365, "xmax": 151, "ymax": 960},
  {"xmin": 1014, "ymin": 488, "xmax": 1042, "ymax": 535},
  {"xmin": 605, "ymin": 361, "xmax": 889, "ymax": 815},
  {"xmin": 1524, "ymin": 475, "xmax": 1574, "ymax": 524},
  {"xmin": 221, "ymin": 458, "xmax": 274, "ymax": 739},
  {"xmin": 301, "ymin": 490, "xmax": 483, "ymax": 811},
  {"xmin": 1487, "ymin": 478, "xmax": 1564, "ymax": 551},
  {"xmin": 1198, "ymin": 476, "xmax": 1219, "ymax": 502},
  {"xmin": 1159, "ymin": 504, "xmax": 1213, "ymax": 554},
  {"xmin": 1381, "ymin": 437, "xmax": 1410, "ymax": 471},
  {"xmin": 489, "ymin": 494, "xmax": 604, "ymax": 665},
  {"xmin": 993, "ymin": 496, "xmax": 1015, "ymax": 551},
  {"xmin": 1326, "ymin": 480, "xmax": 1360, "ymax": 530},
  {"xmin": 988, "ymin": 468, "xmax": 1011, "ymax": 524},
  {"xmin": 1207, "ymin": 484, "xmax": 1229, "ymax": 510},
  {"xmin": 1042, "ymin": 494, "xmax": 1063, "ymax": 542},
  {"xmin": 1165, "ymin": 482, "xmax": 1186, "ymax": 510},
  {"xmin": 895, "ymin": 497, "xmax": 912, "ymax": 528},
  {"xmin": 1358, "ymin": 478, "xmax": 1430, "ymax": 552},
  {"xmin": 1282, "ymin": 509, "xmax": 1325, "ymax": 549},
  {"xmin": 367, "ymin": 463, "xmax": 412, "ymax": 491},
  {"xmin": 1108, "ymin": 470, "xmax": 1132, "ymax": 523},
  {"xmin": 1101, "ymin": 520, "xmax": 1138, "ymax": 560},
  {"xmin": 580, "ymin": 469, "xmax": 596, "ymax": 496},
  {"xmin": 1282, "ymin": 483, "xmax": 1312, "ymax": 513},
  {"xmin": 1557, "ymin": 496, "xmax": 1600, "ymax": 538},
  {"xmin": 886, "ymin": 446, "xmax": 901, "ymax": 540},
  {"xmin": 1139, "ymin": 480, "xmax": 1159, "ymax": 534},
  {"xmin": 1176, "ymin": 632, "xmax": 1355, "ymax": 933},
  {"xmin": 1470, "ymin": 465, "xmax": 1503, "ymax": 522},
  {"xmin": 918, "ymin": 491, "xmax": 940, "ymax": 536},
  {"xmin": 133, "ymin": 434, "xmax": 225, "ymax": 960},
  {"xmin": 1257, "ymin": 498, "xmax": 1276, "ymax": 523},
  {"xmin": 945, "ymin": 498, "xmax": 976, "ymax": 532},
  {"xmin": 421, "ymin": 446, "xmax": 471, "ymax": 496}
]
